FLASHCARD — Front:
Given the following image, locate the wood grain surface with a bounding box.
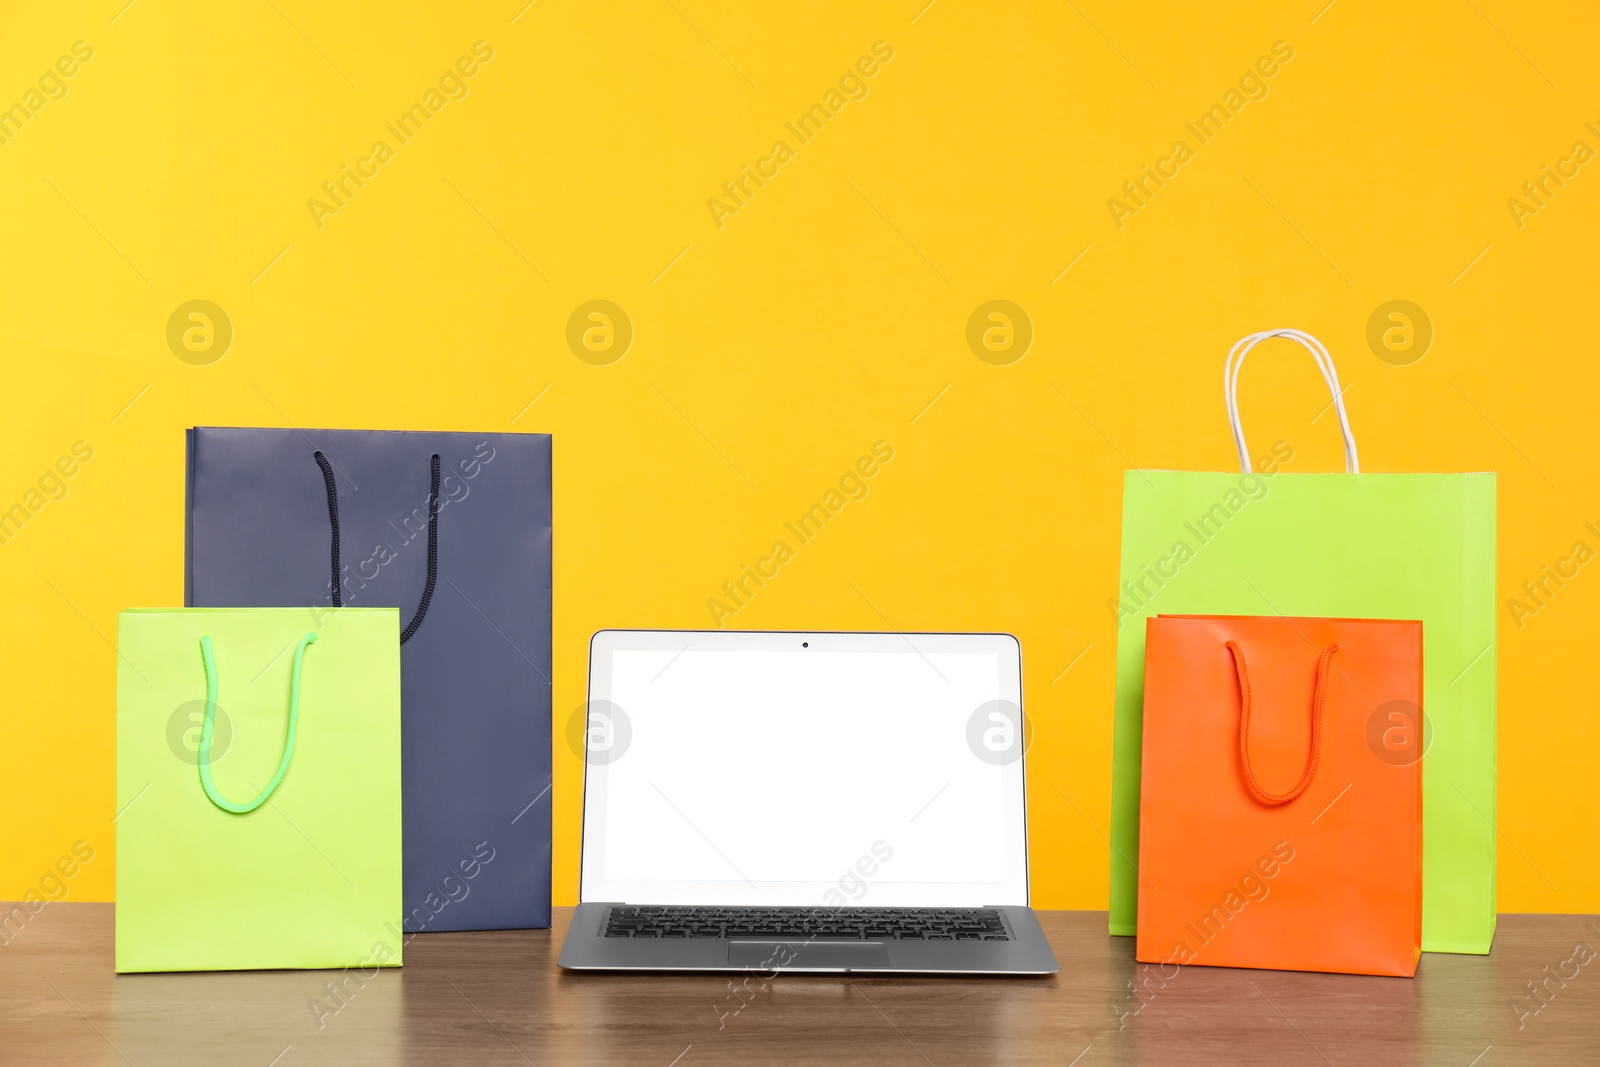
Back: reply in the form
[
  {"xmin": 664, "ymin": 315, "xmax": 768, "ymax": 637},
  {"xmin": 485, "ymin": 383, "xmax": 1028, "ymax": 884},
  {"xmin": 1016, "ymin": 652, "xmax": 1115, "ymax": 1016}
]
[{"xmin": 2, "ymin": 905, "xmax": 1596, "ymax": 1065}]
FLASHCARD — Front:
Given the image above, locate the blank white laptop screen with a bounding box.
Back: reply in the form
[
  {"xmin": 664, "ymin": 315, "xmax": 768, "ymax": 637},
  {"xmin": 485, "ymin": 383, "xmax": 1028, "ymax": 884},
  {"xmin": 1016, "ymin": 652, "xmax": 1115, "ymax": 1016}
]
[{"xmin": 579, "ymin": 631, "xmax": 1029, "ymax": 908}]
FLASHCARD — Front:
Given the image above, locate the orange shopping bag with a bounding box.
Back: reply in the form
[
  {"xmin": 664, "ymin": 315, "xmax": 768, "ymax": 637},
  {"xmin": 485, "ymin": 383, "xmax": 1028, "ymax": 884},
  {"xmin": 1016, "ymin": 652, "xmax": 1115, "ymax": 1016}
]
[{"xmin": 1136, "ymin": 614, "xmax": 1422, "ymax": 977}]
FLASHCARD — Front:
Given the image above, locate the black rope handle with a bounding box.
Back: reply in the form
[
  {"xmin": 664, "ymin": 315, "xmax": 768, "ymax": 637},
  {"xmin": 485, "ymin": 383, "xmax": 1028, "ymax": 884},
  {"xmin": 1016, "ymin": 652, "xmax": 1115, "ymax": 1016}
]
[
  {"xmin": 314, "ymin": 450, "xmax": 441, "ymax": 644},
  {"xmin": 401, "ymin": 454, "xmax": 441, "ymax": 644},
  {"xmin": 314, "ymin": 451, "xmax": 343, "ymax": 607}
]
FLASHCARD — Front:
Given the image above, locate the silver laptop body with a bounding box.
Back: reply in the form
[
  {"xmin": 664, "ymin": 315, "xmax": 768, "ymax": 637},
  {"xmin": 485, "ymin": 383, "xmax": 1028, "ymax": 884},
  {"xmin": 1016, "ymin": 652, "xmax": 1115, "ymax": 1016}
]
[{"xmin": 558, "ymin": 630, "xmax": 1058, "ymax": 975}]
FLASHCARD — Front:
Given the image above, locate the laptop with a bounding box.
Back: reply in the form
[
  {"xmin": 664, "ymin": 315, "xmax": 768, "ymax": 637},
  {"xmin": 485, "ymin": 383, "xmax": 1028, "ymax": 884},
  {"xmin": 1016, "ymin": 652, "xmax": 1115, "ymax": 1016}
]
[{"xmin": 558, "ymin": 629, "xmax": 1058, "ymax": 974}]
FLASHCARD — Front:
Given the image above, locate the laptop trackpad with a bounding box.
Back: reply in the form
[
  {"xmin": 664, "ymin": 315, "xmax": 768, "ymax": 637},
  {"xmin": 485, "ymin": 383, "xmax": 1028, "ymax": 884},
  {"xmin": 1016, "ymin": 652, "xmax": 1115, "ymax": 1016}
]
[{"xmin": 728, "ymin": 941, "xmax": 891, "ymax": 970}]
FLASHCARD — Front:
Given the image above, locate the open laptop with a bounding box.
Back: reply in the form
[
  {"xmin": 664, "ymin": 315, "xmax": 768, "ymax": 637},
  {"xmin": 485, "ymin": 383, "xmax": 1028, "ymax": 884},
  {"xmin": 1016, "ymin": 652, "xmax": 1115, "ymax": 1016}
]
[{"xmin": 558, "ymin": 630, "xmax": 1058, "ymax": 974}]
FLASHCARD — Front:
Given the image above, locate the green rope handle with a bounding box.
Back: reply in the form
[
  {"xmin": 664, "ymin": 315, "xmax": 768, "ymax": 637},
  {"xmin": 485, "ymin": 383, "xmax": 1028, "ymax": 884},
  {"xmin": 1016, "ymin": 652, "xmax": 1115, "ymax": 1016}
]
[{"xmin": 198, "ymin": 632, "xmax": 318, "ymax": 814}]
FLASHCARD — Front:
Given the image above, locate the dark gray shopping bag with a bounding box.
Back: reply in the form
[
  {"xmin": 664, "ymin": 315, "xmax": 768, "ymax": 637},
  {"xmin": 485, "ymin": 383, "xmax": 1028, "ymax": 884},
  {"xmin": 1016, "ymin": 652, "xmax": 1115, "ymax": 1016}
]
[{"xmin": 185, "ymin": 427, "xmax": 551, "ymax": 932}]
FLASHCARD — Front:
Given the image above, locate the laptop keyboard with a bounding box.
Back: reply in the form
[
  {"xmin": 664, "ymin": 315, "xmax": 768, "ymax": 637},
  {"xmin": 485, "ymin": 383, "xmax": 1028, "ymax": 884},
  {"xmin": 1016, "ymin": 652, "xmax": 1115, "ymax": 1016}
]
[{"xmin": 603, "ymin": 906, "xmax": 1011, "ymax": 941}]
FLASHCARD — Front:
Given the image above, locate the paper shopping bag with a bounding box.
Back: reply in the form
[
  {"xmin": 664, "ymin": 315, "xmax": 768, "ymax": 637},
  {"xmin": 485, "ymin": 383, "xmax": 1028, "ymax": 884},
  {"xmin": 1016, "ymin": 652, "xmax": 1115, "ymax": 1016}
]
[
  {"xmin": 1136, "ymin": 614, "xmax": 1422, "ymax": 976},
  {"xmin": 185, "ymin": 427, "xmax": 552, "ymax": 932},
  {"xmin": 1108, "ymin": 329, "xmax": 1496, "ymax": 954},
  {"xmin": 116, "ymin": 608, "xmax": 402, "ymax": 973}
]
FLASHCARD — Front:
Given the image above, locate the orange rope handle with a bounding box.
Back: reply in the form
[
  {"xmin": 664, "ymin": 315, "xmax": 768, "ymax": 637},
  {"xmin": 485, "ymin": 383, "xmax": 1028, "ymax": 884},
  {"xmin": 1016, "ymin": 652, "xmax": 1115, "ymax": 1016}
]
[{"xmin": 1226, "ymin": 640, "xmax": 1338, "ymax": 806}]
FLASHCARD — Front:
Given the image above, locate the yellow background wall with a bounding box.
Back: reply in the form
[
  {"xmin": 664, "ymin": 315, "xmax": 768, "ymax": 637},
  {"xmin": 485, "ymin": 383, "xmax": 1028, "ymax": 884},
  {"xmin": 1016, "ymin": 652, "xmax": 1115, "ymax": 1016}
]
[{"xmin": 3, "ymin": 0, "xmax": 1597, "ymax": 913}]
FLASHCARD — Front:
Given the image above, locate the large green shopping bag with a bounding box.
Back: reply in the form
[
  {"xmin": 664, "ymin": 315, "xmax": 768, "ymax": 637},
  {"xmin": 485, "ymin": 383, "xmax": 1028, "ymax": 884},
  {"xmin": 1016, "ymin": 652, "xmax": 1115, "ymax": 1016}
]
[
  {"xmin": 116, "ymin": 608, "xmax": 403, "ymax": 972},
  {"xmin": 1108, "ymin": 329, "xmax": 1497, "ymax": 954}
]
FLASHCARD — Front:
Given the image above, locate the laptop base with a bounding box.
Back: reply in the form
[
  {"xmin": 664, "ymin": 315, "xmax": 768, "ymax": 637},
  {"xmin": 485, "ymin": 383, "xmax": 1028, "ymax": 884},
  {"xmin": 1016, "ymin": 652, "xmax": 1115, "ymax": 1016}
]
[{"xmin": 558, "ymin": 903, "xmax": 1059, "ymax": 974}]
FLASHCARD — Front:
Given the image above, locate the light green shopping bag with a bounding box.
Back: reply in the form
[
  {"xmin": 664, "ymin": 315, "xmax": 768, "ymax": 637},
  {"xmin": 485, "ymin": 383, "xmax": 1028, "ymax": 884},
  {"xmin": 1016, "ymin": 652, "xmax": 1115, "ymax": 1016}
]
[
  {"xmin": 116, "ymin": 608, "xmax": 403, "ymax": 972},
  {"xmin": 1108, "ymin": 329, "xmax": 1497, "ymax": 954}
]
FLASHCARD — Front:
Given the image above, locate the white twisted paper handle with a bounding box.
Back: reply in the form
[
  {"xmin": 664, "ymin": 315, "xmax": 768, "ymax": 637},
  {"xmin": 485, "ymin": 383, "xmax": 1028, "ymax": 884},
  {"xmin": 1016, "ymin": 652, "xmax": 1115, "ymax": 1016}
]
[{"xmin": 1224, "ymin": 328, "xmax": 1359, "ymax": 474}]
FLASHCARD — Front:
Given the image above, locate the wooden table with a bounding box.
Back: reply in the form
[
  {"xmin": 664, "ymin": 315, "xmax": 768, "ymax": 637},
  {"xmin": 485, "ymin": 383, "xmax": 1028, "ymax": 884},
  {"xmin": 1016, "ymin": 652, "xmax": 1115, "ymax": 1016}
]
[{"xmin": 3, "ymin": 904, "xmax": 1596, "ymax": 1065}]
